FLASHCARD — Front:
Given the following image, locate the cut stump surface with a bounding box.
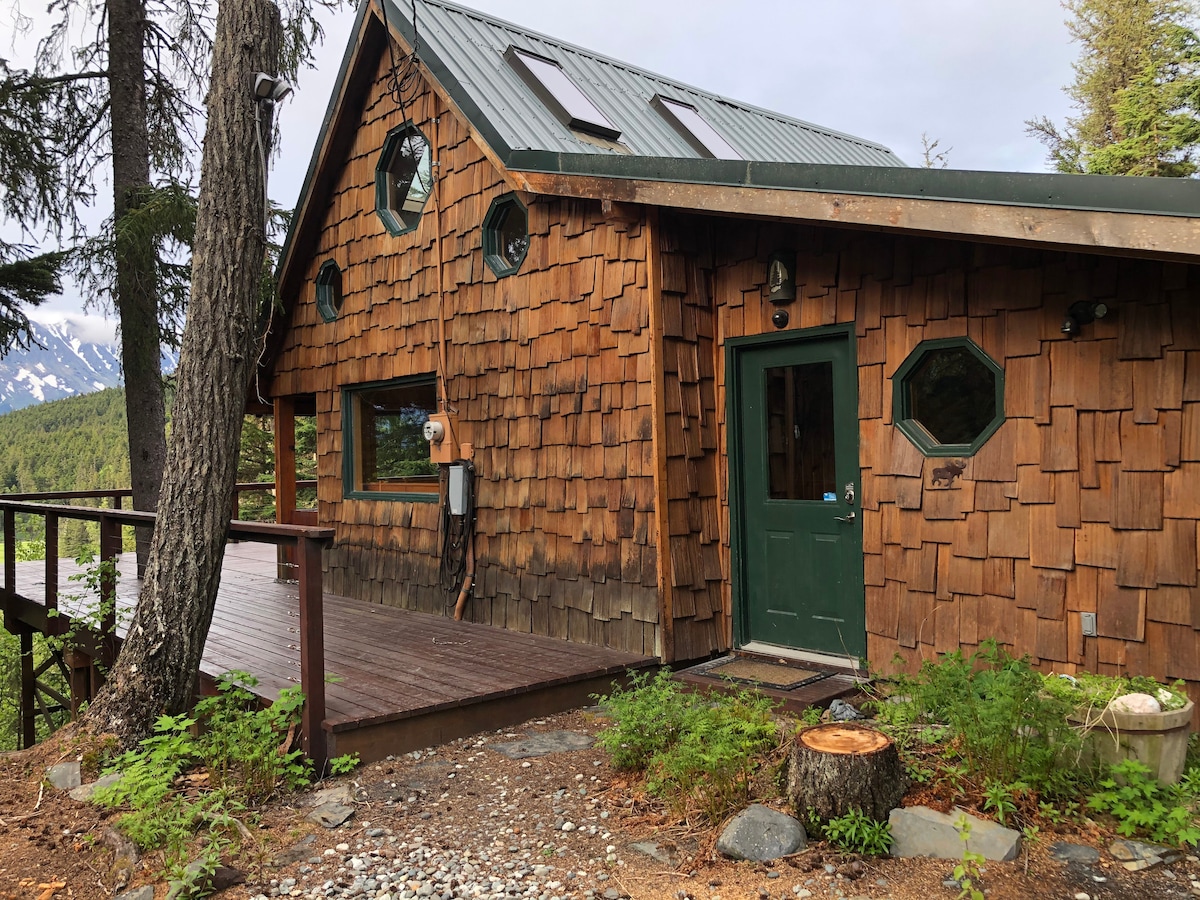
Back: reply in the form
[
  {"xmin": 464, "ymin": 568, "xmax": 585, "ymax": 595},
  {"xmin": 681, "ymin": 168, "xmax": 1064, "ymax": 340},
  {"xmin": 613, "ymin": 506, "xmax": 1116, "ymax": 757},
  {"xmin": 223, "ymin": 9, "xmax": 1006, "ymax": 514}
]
[{"xmin": 787, "ymin": 723, "xmax": 905, "ymax": 825}]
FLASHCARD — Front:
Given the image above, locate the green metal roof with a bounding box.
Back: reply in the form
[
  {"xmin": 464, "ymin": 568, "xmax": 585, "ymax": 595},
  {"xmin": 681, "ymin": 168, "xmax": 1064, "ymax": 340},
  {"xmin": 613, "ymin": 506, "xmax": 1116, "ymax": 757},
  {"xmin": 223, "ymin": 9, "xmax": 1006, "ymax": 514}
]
[{"xmin": 384, "ymin": 0, "xmax": 905, "ymax": 167}]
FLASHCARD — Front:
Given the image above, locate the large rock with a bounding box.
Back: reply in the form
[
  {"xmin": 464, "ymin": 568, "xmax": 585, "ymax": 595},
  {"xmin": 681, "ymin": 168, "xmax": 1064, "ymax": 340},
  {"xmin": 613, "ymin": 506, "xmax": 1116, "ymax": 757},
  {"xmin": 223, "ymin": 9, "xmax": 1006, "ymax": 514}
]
[
  {"xmin": 716, "ymin": 804, "xmax": 806, "ymax": 861},
  {"xmin": 70, "ymin": 772, "xmax": 123, "ymax": 802},
  {"xmin": 45, "ymin": 762, "xmax": 81, "ymax": 790},
  {"xmin": 889, "ymin": 806, "xmax": 1021, "ymax": 861}
]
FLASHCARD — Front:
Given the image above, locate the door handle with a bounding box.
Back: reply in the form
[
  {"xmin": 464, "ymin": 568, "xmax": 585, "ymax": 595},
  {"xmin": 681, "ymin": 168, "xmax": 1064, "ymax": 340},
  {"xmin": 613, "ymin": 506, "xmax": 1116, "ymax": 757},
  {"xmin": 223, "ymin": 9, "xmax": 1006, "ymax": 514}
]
[{"xmin": 834, "ymin": 511, "xmax": 856, "ymax": 523}]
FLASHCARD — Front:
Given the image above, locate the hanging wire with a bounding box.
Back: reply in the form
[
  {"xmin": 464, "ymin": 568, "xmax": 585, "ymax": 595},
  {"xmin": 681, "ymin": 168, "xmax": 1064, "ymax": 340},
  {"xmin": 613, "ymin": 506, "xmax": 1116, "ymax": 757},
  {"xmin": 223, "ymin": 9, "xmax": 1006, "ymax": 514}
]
[{"xmin": 381, "ymin": 0, "xmax": 424, "ymax": 121}]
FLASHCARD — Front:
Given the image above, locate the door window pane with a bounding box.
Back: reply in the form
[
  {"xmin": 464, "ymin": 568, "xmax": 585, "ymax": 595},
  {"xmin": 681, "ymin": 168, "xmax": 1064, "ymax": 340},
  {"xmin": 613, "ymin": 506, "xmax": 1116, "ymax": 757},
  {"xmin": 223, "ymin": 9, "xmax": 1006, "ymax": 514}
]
[{"xmin": 765, "ymin": 362, "xmax": 835, "ymax": 501}]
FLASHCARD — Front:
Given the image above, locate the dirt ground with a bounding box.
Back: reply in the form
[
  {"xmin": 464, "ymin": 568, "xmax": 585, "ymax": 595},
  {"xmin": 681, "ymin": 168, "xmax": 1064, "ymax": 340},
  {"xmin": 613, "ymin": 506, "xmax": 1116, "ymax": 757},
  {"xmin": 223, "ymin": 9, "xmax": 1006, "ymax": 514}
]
[{"xmin": 1, "ymin": 710, "xmax": 1199, "ymax": 900}]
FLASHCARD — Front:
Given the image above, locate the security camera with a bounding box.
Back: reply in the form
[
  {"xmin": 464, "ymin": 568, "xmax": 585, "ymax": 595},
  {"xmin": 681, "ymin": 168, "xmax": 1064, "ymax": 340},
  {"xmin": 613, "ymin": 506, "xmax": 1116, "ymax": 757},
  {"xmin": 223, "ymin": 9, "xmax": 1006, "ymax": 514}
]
[{"xmin": 253, "ymin": 72, "xmax": 294, "ymax": 103}]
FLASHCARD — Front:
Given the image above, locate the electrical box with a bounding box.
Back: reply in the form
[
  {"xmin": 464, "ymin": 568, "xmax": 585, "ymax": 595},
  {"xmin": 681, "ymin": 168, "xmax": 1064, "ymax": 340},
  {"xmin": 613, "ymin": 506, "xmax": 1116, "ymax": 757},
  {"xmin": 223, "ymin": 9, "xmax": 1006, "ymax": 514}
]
[
  {"xmin": 448, "ymin": 465, "xmax": 467, "ymax": 515},
  {"xmin": 1081, "ymin": 612, "xmax": 1098, "ymax": 638},
  {"xmin": 424, "ymin": 413, "xmax": 458, "ymax": 465}
]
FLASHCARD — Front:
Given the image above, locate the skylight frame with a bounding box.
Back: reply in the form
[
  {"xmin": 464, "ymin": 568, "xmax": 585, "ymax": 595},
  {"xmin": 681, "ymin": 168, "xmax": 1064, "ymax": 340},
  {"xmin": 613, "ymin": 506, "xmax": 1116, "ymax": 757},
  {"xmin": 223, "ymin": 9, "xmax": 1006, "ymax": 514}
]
[
  {"xmin": 504, "ymin": 46, "xmax": 621, "ymax": 141},
  {"xmin": 651, "ymin": 95, "xmax": 741, "ymax": 160}
]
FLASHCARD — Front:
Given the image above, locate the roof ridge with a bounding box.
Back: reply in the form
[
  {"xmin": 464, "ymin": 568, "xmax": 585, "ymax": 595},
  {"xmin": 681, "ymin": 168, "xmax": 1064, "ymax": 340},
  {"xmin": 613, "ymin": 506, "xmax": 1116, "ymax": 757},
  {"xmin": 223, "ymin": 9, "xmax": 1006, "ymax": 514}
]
[{"xmin": 397, "ymin": 0, "xmax": 897, "ymax": 155}]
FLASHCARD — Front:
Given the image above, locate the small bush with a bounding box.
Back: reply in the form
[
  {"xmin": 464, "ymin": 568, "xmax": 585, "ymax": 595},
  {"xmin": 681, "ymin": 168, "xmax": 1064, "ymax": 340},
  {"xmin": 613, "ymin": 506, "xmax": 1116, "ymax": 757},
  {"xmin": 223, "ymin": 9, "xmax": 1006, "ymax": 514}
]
[
  {"xmin": 822, "ymin": 808, "xmax": 893, "ymax": 856},
  {"xmin": 594, "ymin": 669, "xmax": 779, "ymax": 824},
  {"xmin": 94, "ymin": 670, "xmax": 311, "ymax": 875},
  {"xmin": 1087, "ymin": 758, "xmax": 1200, "ymax": 847}
]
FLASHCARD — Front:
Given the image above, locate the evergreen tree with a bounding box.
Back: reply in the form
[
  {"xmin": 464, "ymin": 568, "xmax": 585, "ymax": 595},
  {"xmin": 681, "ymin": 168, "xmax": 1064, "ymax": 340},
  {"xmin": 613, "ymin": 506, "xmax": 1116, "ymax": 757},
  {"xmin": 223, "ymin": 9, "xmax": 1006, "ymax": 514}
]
[
  {"xmin": 1, "ymin": 0, "xmax": 343, "ymax": 551},
  {"xmin": 1028, "ymin": 0, "xmax": 1200, "ymax": 175}
]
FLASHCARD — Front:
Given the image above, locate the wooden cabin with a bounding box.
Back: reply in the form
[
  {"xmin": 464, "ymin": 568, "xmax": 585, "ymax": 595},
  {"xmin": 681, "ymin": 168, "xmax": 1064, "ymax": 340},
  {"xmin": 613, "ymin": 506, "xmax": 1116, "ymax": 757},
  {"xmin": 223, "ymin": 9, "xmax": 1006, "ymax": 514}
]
[{"xmin": 261, "ymin": 0, "xmax": 1200, "ymax": 707}]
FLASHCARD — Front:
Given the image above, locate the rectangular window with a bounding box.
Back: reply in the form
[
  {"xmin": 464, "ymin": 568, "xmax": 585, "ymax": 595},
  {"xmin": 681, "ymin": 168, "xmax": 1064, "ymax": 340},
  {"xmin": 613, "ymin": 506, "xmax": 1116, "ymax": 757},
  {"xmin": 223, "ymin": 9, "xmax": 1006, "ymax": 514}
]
[
  {"xmin": 652, "ymin": 95, "xmax": 741, "ymax": 160},
  {"xmin": 505, "ymin": 46, "xmax": 621, "ymax": 140},
  {"xmin": 343, "ymin": 377, "xmax": 440, "ymax": 500}
]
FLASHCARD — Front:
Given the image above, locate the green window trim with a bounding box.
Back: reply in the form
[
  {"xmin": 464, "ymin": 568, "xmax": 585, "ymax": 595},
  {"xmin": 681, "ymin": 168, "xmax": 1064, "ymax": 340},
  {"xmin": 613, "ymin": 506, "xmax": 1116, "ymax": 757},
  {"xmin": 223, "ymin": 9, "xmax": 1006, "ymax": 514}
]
[
  {"xmin": 482, "ymin": 194, "xmax": 529, "ymax": 277},
  {"xmin": 374, "ymin": 122, "xmax": 433, "ymax": 237},
  {"xmin": 315, "ymin": 259, "xmax": 343, "ymax": 323},
  {"xmin": 892, "ymin": 336, "xmax": 1005, "ymax": 457},
  {"xmin": 342, "ymin": 375, "xmax": 440, "ymax": 503}
]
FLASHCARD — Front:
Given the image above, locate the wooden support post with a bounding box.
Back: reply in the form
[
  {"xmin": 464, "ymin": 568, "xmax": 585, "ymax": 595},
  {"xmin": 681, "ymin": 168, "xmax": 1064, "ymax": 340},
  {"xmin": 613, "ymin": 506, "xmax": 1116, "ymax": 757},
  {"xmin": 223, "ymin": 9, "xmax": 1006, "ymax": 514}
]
[
  {"xmin": 19, "ymin": 627, "xmax": 35, "ymax": 750},
  {"xmin": 296, "ymin": 534, "xmax": 327, "ymax": 770},
  {"xmin": 98, "ymin": 514, "xmax": 123, "ymax": 667},
  {"xmin": 3, "ymin": 508, "xmax": 14, "ymax": 594},
  {"xmin": 66, "ymin": 649, "xmax": 93, "ymax": 717},
  {"xmin": 45, "ymin": 512, "xmax": 59, "ymax": 624},
  {"xmin": 275, "ymin": 397, "xmax": 298, "ymax": 580}
]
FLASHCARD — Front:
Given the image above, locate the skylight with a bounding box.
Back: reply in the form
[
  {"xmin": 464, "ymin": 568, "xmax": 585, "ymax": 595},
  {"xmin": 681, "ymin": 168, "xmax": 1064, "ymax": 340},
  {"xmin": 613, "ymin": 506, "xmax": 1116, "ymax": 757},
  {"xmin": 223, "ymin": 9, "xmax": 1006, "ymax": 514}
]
[
  {"xmin": 652, "ymin": 95, "xmax": 741, "ymax": 160},
  {"xmin": 505, "ymin": 46, "xmax": 621, "ymax": 141}
]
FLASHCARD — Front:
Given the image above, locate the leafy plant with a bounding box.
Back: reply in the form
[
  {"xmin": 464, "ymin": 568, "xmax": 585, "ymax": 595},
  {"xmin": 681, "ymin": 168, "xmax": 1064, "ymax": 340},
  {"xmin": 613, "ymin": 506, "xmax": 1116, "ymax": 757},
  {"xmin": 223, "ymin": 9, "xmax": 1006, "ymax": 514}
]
[
  {"xmin": 1042, "ymin": 670, "xmax": 1190, "ymax": 713},
  {"xmin": 1087, "ymin": 758, "xmax": 1200, "ymax": 847},
  {"xmin": 594, "ymin": 668, "xmax": 780, "ymax": 824},
  {"xmin": 869, "ymin": 641, "xmax": 1085, "ymax": 796},
  {"xmin": 982, "ymin": 779, "xmax": 1029, "ymax": 828},
  {"xmin": 92, "ymin": 670, "xmax": 312, "ymax": 877},
  {"xmin": 328, "ymin": 752, "xmax": 360, "ymax": 776},
  {"xmin": 952, "ymin": 816, "xmax": 986, "ymax": 900},
  {"xmin": 822, "ymin": 808, "xmax": 893, "ymax": 856}
]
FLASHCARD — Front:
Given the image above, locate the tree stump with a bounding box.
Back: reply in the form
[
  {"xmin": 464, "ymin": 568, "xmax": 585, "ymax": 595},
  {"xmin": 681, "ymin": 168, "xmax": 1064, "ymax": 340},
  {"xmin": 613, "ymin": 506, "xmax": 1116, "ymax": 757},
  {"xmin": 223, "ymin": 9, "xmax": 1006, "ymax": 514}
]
[{"xmin": 787, "ymin": 723, "xmax": 905, "ymax": 824}]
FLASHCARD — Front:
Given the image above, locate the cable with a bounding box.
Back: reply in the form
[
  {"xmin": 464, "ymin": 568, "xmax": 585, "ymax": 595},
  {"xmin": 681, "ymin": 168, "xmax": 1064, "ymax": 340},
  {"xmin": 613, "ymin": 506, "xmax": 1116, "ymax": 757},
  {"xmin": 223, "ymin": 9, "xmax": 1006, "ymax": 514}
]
[{"xmin": 438, "ymin": 460, "xmax": 476, "ymax": 600}]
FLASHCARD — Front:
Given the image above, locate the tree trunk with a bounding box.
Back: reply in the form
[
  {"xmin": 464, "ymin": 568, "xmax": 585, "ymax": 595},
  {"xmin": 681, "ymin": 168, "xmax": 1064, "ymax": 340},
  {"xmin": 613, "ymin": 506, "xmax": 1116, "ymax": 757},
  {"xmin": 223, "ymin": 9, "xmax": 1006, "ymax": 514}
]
[
  {"xmin": 108, "ymin": 0, "xmax": 166, "ymax": 573},
  {"xmin": 85, "ymin": 0, "xmax": 282, "ymax": 744},
  {"xmin": 787, "ymin": 724, "xmax": 906, "ymax": 824}
]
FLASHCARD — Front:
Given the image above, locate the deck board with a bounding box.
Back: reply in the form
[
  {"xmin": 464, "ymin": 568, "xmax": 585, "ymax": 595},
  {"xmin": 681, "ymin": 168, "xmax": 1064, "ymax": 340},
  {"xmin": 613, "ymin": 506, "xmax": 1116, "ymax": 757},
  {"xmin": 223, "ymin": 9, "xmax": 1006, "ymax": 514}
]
[{"xmin": 4, "ymin": 542, "xmax": 654, "ymax": 760}]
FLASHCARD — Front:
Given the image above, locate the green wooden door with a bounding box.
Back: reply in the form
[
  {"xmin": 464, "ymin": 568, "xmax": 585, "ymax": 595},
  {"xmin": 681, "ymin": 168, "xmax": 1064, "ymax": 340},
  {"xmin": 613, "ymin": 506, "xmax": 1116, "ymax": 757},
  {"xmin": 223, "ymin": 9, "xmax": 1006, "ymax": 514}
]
[{"xmin": 733, "ymin": 332, "xmax": 864, "ymax": 658}]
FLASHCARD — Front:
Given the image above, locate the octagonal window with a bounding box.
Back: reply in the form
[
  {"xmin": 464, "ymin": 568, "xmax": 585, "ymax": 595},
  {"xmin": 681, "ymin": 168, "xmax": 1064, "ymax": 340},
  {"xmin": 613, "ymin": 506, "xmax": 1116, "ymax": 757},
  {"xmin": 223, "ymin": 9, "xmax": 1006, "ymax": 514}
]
[
  {"xmin": 315, "ymin": 259, "xmax": 342, "ymax": 323},
  {"xmin": 892, "ymin": 337, "xmax": 1004, "ymax": 456},
  {"xmin": 374, "ymin": 123, "xmax": 432, "ymax": 236},
  {"xmin": 483, "ymin": 194, "xmax": 529, "ymax": 277}
]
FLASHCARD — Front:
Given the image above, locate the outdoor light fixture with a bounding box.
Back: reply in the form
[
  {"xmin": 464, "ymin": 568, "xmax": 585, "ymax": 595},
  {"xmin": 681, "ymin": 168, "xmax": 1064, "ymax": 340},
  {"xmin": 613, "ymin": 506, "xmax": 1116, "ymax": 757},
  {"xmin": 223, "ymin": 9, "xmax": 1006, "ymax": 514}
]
[
  {"xmin": 1061, "ymin": 300, "xmax": 1109, "ymax": 336},
  {"xmin": 771, "ymin": 308, "xmax": 790, "ymax": 329},
  {"xmin": 253, "ymin": 72, "xmax": 294, "ymax": 103},
  {"xmin": 766, "ymin": 250, "xmax": 796, "ymax": 304}
]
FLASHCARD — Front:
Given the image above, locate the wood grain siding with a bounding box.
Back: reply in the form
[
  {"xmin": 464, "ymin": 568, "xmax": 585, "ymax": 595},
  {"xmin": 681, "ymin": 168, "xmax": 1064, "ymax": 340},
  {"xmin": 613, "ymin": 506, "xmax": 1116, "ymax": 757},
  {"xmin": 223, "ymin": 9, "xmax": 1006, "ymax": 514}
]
[
  {"xmin": 658, "ymin": 212, "xmax": 1200, "ymax": 704},
  {"xmin": 267, "ymin": 55, "xmax": 660, "ymax": 655}
]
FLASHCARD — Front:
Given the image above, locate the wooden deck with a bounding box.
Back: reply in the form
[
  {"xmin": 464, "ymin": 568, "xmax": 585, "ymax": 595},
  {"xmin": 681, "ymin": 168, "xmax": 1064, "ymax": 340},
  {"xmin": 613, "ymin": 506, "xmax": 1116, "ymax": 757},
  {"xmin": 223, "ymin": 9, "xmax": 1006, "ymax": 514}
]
[{"xmin": 3, "ymin": 542, "xmax": 655, "ymax": 762}]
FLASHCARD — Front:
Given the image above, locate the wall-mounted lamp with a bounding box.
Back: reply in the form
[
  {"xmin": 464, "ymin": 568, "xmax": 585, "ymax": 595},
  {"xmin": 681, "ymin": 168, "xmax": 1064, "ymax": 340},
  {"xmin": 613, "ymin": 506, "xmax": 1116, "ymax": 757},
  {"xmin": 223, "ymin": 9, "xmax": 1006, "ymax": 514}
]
[
  {"xmin": 766, "ymin": 251, "xmax": 796, "ymax": 304},
  {"xmin": 771, "ymin": 308, "xmax": 790, "ymax": 329},
  {"xmin": 1061, "ymin": 300, "xmax": 1109, "ymax": 336},
  {"xmin": 253, "ymin": 72, "xmax": 294, "ymax": 103}
]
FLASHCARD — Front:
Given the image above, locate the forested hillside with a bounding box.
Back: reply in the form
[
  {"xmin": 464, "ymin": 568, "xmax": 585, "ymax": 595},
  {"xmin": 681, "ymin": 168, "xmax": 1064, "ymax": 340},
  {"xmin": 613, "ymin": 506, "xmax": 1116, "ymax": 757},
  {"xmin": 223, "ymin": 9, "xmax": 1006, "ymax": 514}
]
[{"xmin": 0, "ymin": 387, "xmax": 131, "ymax": 495}]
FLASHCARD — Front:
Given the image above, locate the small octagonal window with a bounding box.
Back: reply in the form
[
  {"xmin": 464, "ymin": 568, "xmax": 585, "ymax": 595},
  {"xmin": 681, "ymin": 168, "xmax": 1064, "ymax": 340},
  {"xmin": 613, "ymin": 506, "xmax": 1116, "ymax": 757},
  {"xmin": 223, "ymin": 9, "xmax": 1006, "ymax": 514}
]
[
  {"xmin": 893, "ymin": 337, "xmax": 1004, "ymax": 456},
  {"xmin": 315, "ymin": 259, "xmax": 342, "ymax": 323},
  {"xmin": 482, "ymin": 194, "xmax": 529, "ymax": 277},
  {"xmin": 375, "ymin": 123, "xmax": 432, "ymax": 236}
]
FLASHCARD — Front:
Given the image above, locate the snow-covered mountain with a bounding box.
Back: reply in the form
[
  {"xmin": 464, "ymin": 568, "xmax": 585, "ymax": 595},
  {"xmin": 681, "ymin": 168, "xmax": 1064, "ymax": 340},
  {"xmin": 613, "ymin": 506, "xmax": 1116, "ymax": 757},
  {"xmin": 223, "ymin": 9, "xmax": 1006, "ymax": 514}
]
[{"xmin": 0, "ymin": 316, "xmax": 179, "ymax": 414}]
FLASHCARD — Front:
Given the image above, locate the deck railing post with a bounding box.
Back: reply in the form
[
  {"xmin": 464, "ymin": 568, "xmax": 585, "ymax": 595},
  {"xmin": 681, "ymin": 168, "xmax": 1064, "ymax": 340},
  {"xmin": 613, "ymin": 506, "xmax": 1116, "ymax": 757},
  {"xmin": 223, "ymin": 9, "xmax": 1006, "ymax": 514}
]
[
  {"xmin": 296, "ymin": 533, "xmax": 327, "ymax": 770},
  {"xmin": 98, "ymin": 513, "xmax": 123, "ymax": 667},
  {"xmin": 3, "ymin": 508, "xmax": 15, "ymax": 595},
  {"xmin": 44, "ymin": 512, "xmax": 59, "ymax": 627}
]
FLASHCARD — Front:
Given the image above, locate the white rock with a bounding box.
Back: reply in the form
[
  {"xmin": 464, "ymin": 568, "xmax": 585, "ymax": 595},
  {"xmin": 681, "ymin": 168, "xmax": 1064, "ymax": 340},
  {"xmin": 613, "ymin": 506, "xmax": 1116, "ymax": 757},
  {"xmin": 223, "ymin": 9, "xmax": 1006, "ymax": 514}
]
[{"xmin": 1109, "ymin": 693, "xmax": 1161, "ymax": 714}]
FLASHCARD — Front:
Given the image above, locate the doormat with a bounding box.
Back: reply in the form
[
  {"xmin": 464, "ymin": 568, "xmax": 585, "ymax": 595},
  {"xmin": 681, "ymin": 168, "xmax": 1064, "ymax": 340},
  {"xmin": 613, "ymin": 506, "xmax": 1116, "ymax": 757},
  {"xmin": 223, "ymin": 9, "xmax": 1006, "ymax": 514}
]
[{"xmin": 691, "ymin": 656, "xmax": 835, "ymax": 691}]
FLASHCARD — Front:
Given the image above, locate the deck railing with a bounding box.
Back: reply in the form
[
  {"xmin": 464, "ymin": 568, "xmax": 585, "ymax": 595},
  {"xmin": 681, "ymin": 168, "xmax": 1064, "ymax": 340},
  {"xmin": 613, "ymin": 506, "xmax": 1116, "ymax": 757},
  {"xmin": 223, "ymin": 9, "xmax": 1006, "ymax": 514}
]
[{"xmin": 0, "ymin": 489, "xmax": 333, "ymax": 765}]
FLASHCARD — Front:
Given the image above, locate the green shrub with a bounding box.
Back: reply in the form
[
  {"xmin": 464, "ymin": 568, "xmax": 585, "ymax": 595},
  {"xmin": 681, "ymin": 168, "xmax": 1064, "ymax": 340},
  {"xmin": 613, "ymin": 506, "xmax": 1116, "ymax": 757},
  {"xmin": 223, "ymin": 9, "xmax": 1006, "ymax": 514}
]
[
  {"xmin": 871, "ymin": 641, "xmax": 1085, "ymax": 797},
  {"xmin": 93, "ymin": 670, "xmax": 312, "ymax": 875},
  {"xmin": 594, "ymin": 669, "xmax": 779, "ymax": 823},
  {"xmin": 822, "ymin": 808, "xmax": 893, "ymax": 856},
  {"xmin": 1087, "ymin": 758, "xmax": 1200, "ymax": 847}
]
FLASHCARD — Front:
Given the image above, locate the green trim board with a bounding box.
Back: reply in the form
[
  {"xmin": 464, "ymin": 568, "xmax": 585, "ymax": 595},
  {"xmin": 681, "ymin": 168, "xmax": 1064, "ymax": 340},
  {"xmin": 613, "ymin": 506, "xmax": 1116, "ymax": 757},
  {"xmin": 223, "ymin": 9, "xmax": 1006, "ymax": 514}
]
[
  {"xmin": 727, "ymin": 325, "xmax": 865, "ymax": 659},
  {"xmin": 891, "ymin": 337, "xmax": 1005, "ymax": 458},
  {"xmin": 341, "ymin": 374, "xmax": 440, "ymax": 503}
]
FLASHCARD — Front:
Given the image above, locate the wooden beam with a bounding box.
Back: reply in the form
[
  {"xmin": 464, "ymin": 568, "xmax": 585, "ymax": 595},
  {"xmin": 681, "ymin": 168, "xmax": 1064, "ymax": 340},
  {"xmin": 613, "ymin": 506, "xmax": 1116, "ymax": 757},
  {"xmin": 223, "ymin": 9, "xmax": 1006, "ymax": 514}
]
[
  {"xmin": 516, "ymin": 172, "xmax": 1200, "ymax": 263},
  {"xmin": 19, "ymin": 627, "xmax": 34, "ymax": 749}
]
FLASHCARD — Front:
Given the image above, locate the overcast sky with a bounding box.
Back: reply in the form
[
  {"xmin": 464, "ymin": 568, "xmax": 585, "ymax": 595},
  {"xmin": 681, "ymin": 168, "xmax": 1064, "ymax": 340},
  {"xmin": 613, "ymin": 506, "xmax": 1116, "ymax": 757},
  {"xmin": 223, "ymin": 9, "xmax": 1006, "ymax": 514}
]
[{"xmin": 8, "ymin": 0, "xmax": 1080, "ymax": 323}]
